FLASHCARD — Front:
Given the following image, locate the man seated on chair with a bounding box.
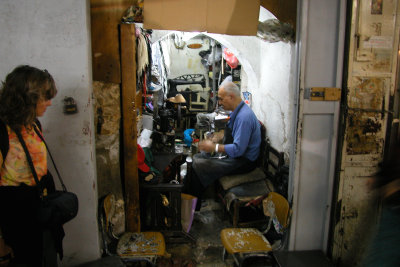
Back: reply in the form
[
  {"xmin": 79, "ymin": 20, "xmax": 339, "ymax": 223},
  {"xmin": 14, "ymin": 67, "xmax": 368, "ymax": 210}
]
[{"xmin": 183, "ymin": 80, "xmax": 261, "ymax": 210}]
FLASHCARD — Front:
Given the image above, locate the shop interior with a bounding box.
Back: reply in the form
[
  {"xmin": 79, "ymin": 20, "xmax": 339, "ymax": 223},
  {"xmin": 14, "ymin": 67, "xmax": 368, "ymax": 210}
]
[
  {"xmin": 94, "ymin": 23, "xmax": 296, "ymax": 266},
  {"xmin": 92, "ymin": 3, "xmax": 301, "ymax": 266},
  {"xmin": 147, "ymin": 33, "xmax": 238, "ymax": 155}
]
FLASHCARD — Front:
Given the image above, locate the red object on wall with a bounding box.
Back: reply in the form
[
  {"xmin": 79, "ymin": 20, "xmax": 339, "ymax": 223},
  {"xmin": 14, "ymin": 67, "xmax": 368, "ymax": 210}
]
[{"xmin": 223, "ymin": 48, "xmax": 238, "ymax": 69}]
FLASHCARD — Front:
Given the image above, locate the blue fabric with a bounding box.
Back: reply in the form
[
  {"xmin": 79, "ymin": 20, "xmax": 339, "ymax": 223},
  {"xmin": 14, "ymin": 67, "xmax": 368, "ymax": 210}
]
[
  {"xmin": 184, "ymin": 128, "xmax": 195, "ymax": 147},
  {"xmin": 224, "ymin": 101, "xmax": 261, "ymax": 161}
]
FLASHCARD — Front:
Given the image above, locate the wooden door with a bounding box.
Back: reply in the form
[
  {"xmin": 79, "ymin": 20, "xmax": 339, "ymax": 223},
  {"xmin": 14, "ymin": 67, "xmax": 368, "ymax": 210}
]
[{"xmin": 331, "ymin": 1, "xmax": 400, "ymax": 265}]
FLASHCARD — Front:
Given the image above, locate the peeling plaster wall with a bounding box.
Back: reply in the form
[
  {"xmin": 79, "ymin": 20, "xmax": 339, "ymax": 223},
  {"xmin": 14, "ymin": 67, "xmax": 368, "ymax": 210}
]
[
  {"xmin": 0, "ymin": 0, "xmax": 100, "ymax": 265},
  {"xmin": 93, "ymin": 81, "xmax": 123, "ymax": 200},
  {"xmin": 255, "ymin": 41, "xmax": 294, "ymax": 156}
]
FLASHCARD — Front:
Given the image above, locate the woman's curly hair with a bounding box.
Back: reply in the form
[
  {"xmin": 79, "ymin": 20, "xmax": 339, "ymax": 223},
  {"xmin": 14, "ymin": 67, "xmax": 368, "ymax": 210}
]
[{"xmin": 0, "ymin": 65, "xmax": 57, "ymax": 130}]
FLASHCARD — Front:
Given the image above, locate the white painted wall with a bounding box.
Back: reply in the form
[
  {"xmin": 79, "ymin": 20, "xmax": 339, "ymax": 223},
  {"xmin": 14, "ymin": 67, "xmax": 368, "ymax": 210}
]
[
  {"xmin": 254, "ymin": 38, "xmax": 295, "ymax": 157},
  {"xmin": 162, "ymin": 34, "xmax": 210, "ymax": 81},
  {"xmin": 0, "ymin": 0, "xmax": 100, "ymax": 265}
]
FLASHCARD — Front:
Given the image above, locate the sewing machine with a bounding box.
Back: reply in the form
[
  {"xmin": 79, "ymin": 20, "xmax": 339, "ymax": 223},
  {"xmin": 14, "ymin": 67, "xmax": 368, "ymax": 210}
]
[{"xmin": 167, "ymin": 74, "xmax": 210, "ymax": 112}]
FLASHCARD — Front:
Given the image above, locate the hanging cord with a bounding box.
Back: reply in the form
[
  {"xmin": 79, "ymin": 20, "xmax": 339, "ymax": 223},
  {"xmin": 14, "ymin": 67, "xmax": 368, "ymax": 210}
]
[{"xmin": 32, "ymin": 124, "xmax": 67, "ymax": 192}]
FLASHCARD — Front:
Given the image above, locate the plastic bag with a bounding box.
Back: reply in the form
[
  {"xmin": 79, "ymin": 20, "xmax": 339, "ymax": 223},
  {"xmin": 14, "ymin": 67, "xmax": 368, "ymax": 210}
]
[
  {"xmin": 181, "ymin": 193, "xmax": 197, "ymax": 233},
  {"xmin": 184, "ymin": 128, "xmax": 195, "ymax": 147},
  {"xmin": 138, "ymin": 128, "xmax": 153, "ymax": 148},
  {"xmin": 223, "ymin": 48, "xmax": 238, "ymax": 69}
]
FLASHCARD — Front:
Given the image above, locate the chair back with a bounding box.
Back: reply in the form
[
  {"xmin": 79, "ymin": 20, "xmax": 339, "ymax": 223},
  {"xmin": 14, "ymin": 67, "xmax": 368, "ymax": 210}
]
[{"xmin": 263, "ymin": 192, "xmax": 290, "ymax": 229}]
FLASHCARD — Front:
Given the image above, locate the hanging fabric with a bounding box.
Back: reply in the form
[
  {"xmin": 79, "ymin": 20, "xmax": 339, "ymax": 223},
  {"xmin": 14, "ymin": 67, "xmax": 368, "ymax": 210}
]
[{"xmin": 137, "ymin": 32, "xmax": 149, "ymax": 77}]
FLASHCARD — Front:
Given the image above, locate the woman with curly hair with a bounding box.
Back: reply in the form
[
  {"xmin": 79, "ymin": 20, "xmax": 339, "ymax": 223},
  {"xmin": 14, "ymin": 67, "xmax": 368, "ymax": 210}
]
[{"xmin": 0, "ymin": 65, "xmax": 60, "ymax": 267}]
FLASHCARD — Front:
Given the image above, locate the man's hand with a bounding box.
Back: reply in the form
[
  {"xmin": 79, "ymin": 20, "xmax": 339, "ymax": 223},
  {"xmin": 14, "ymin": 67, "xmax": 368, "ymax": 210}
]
[
  {"xmin": 198, "ymin": 140, "xmax": 216, "ymax": 153},
  {"xmin": 211, "ymin": 130, "xmax": 224, "ymax": 143}
]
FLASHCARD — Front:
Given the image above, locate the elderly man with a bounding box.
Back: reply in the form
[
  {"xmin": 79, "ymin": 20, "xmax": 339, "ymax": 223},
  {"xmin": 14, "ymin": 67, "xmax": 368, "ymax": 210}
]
[{"xmin": 184, "ymin": 81, "xmax": 261, "ymax": 210}]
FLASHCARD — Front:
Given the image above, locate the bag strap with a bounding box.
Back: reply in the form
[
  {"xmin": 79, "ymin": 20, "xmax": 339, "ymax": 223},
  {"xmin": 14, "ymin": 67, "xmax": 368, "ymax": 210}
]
[
  {"xmin": 32, "ymin": 124, "xmax": 67, "ymax": 192},
  {"xmin": 0, "ymin": 119, "xmax": 9, "ymax": 161},
  {"xmin": 15, "ymin": 130, "xmax": 45, "ymax": 197},
  {"xmin": 15, "ymin": 125, "xmax": 67, "ymax": 194}
]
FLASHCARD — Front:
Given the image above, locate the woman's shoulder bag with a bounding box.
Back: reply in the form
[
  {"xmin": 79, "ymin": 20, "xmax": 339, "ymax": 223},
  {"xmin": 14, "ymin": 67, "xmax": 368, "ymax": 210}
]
[{"xmin": 15, "ymin": 125, "xmax": 79, "ymax": 227}]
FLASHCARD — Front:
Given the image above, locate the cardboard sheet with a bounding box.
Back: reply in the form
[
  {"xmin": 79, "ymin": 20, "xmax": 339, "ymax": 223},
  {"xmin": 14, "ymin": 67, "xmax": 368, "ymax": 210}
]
[{"xmin": 143, "ymin": 0, "xmax": 260, "ymax": 36}]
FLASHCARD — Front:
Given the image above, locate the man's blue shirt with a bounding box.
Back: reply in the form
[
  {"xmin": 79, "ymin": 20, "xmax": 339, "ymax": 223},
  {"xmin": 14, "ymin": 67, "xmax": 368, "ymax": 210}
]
[{"xmin": 224, "ymin": 101, "xmax": 261, "ymax": 161}]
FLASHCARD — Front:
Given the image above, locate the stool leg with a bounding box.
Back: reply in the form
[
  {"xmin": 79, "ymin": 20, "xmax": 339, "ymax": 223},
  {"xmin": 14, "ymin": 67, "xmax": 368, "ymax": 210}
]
[
  {"xmin": 222, "ymin": 247, "xmax": 228, "ymax": 261},
  {"xmin": 233, "ymin": 200, "xmax": 239, "ymax": 227}
]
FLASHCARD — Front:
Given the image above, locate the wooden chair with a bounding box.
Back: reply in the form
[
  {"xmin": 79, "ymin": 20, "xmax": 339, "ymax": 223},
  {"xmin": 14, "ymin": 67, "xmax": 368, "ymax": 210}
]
[
  {"xmin": 220, "ymin": 192, "xmax": 291, "ymax": 267},
  {"xmin": 217, "ymin": 140, "xmax": 285, "ymax": 227}
]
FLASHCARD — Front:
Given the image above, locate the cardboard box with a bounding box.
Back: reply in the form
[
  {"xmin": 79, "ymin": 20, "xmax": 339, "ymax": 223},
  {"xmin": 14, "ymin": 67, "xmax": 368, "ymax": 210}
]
[{"xmin": 143, "ymin": 0, "xmax": 260, "ymax": 36}]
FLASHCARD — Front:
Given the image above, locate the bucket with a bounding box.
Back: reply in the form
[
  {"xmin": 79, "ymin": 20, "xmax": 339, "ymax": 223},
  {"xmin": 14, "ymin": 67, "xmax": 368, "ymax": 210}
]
[
  {"xmin": 142, "ymin": 114, "xmax": 153, "ymax": 130},
  {"xmin": 181, "ymin": 193, "xmax": 197, "ymax": 233}
]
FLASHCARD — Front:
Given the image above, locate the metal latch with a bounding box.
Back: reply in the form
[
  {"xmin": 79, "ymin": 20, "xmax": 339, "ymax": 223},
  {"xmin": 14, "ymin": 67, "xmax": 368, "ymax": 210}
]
[{"xmin": 305, "ymin": 87, "xmax": 341, "ymax": 101}]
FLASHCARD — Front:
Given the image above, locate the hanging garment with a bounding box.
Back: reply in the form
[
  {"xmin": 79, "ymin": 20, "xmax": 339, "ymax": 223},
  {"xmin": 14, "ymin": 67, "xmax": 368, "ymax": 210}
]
[{"xmin": 137, "ymin": 33, "xmax": 149, "ymax": 77}]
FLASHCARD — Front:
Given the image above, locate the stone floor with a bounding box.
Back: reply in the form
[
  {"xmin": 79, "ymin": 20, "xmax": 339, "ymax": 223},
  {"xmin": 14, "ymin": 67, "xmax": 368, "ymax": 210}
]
[
  {"xmin": 77, "ymin": 198, "xmax": 237, "ymax": 267},
  {"xmin": 162, "ymin": 199, "xmax": 235, "ymax": 266},
  {"xmin": 76, "ymin": 197, "xmax": 335, "ymax": 267}
]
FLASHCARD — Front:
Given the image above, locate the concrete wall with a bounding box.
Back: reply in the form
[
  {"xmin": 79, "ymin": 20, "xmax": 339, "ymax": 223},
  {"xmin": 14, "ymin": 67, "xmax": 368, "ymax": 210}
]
[{"xmin": 0, "ymin": 0, "xmax": 100, "ymax": 265}]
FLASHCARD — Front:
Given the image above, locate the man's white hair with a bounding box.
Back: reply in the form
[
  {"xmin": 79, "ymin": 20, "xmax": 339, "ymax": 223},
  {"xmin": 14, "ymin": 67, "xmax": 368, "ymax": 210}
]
[{"xmin": 220, "ymin": 80, "xmax": 240, "ymax": 97}]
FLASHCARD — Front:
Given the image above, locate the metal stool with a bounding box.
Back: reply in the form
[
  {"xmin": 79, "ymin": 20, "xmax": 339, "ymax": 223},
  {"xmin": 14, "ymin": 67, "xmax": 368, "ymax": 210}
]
[{"xmin": 220, "ymin": 192, "xmax": 291, "ymax": 266}]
